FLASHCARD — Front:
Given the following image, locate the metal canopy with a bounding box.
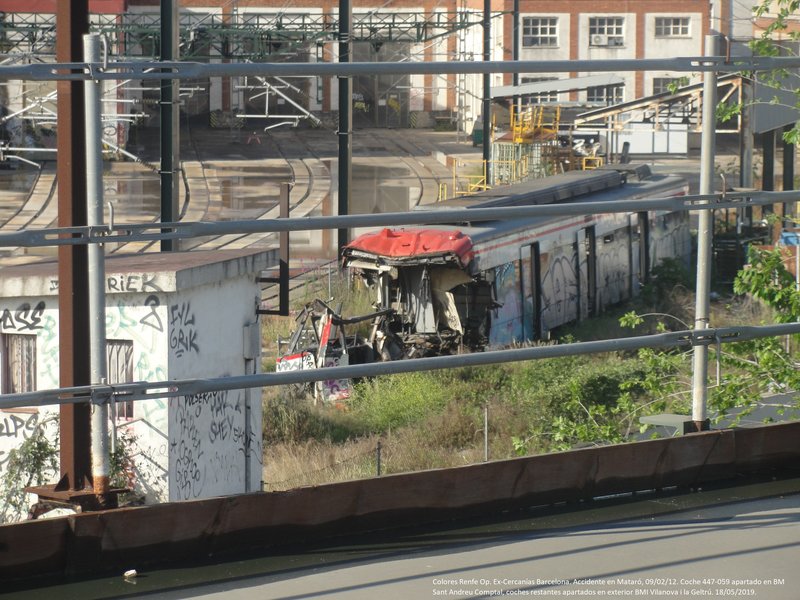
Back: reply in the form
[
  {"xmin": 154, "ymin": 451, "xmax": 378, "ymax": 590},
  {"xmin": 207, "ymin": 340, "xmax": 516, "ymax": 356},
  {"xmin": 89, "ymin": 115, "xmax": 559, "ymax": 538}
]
[
  {"xmin": 491, "ymin": 74, "xmax": 625, "ymax": 99},
  {"xmin": 574, "ymin": 73, "xmax": 741, "ymax": 124}
]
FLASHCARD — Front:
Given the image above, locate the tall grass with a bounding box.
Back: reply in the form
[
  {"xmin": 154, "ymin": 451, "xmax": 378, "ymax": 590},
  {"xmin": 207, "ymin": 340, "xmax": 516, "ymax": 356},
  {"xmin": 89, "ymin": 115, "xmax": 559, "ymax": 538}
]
[{"xmin": 260, "ymin": 278, "xmax": 775, "ymax": 491}]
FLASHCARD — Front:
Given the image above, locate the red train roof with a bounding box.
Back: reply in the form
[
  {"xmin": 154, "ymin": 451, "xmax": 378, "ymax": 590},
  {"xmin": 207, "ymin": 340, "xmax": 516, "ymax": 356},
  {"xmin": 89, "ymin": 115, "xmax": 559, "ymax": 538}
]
[{"xmin": 345, "ymin": 228, "xmax": 474, "ymax": 267}]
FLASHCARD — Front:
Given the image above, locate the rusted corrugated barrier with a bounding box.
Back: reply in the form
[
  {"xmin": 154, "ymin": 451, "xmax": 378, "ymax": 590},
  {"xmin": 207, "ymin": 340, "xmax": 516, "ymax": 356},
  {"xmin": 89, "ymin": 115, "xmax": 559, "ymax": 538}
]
[{"xmin": 1, "ymin": 422, "xmax": 798, "ymax": 581}]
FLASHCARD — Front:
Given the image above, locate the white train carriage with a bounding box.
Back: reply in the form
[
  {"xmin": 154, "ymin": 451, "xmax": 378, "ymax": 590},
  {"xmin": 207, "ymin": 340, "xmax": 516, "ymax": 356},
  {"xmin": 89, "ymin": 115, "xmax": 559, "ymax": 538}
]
[{"xmin": 342, "ymin": 165, "xmax": 690, "ymax": 355}]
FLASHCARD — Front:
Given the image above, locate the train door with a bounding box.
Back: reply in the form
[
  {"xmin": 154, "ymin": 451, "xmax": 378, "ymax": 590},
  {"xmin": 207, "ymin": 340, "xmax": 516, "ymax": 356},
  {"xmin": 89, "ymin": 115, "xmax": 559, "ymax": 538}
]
[
  {"xmin": 637, "ymin": 211, "xmax": 651, "ymax": 285},
  {"xmin": 520, "ymin": 243, "xmax": 543, "ymax": 340},
  {"xmin": 578, "ymin": 226, "xmax": 597, "ymax": 320}
]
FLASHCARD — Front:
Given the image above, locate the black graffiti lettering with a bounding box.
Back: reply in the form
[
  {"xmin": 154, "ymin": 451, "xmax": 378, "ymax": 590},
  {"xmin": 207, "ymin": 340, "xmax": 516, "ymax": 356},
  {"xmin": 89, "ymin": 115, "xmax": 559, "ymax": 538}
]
[
  {"xmin": 169, "ymin": 302, "xmax": 199, "ymax": 357},
  {"xmin": 1, "ymin": 302, "xmax": 46, "ymax": 331},
  {"xmin": 0, "ymin": 413, "xmax": 38, "ymax": 439},
  {"xmin": 141, "ymin": 273, "xmax": 162, "ymax": 292},
  {"xmin": 209, "ymin": 415, "xmax": 234, "ymax": 443},
  {"xmin": 139, "ymin": 294, "xmax": 164, "ymax": 332}
]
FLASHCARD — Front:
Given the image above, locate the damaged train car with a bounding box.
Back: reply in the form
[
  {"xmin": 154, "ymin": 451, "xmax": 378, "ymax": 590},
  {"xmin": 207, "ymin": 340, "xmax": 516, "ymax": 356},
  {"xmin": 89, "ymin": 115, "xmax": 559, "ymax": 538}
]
[{"xmin": 341, "ymin": 165, "xmax": 691, "ymax": 357}]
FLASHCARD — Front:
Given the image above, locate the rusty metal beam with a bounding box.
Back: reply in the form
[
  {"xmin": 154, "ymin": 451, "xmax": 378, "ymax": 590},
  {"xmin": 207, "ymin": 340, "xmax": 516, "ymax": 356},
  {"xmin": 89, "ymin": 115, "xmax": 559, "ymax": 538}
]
[
  {"xmin": 3, "ymin": 421, "xmax": 800, "ymax": 584},
  {"xmin": 54, "ymin": 0, "xmax": 92, "ymax": 493}
]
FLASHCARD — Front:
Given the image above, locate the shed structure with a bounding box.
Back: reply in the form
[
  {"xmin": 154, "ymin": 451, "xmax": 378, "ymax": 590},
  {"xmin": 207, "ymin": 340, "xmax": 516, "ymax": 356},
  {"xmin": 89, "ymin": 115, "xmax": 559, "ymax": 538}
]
[{"xmin": 0, "ymin": 249, "xmax": 275, "ymax": 513}]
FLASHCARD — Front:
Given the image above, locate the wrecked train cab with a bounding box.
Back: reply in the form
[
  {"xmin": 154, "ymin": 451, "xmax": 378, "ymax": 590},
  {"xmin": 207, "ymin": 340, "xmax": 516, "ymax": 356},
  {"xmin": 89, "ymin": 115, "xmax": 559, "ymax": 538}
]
[{"xmin": 342, "ymin": 228, "xmax": 496, "ymax": 356}]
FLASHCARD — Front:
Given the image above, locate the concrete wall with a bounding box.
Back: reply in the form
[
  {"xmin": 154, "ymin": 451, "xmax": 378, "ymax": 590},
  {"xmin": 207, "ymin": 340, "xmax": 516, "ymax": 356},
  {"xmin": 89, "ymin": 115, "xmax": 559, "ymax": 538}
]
[
  {"xmin": 0, "ymin": 267, "xmax": 264, "ymax": 513},
  {"xmin": 167, "ymin": 277, "xmax": 263, "ymax": 502},
  {"xmin": 3, "ymin": 421, "xmax": 799, "ymax": 583}
]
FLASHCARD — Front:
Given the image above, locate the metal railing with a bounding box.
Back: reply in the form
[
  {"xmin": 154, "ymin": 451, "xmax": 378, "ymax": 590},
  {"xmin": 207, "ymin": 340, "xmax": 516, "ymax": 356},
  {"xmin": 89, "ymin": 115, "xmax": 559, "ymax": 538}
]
[{"xmin": 0, "ymin": 52, "xmax": 798, "ymax": 418}]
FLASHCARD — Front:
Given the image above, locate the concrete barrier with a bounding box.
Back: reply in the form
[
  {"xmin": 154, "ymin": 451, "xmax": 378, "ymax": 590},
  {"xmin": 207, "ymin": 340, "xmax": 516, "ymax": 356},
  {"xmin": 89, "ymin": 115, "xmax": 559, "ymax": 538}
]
[{"xmin": 1, "ymin": 421, "xmax": 798, "ymax": 582}]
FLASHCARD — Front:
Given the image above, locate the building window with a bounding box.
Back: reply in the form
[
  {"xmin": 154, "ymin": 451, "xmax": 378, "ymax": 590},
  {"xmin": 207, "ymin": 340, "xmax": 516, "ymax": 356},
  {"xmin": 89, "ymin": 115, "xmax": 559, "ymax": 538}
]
[
  {"xmin": 521, "ymin": 77, "xmax": 559, "ymax": 103},
  {"xmin": 587, "ymin": 85, "xmax": 623, "ymax": 104},
  {"xmin": 589, "ymin": 17, "xmax": 624, "ymax": 47},
  {"xmin": 653, "ymin": 77, "xmax": 682, "ymax": 95},
  {"xmin": 2, "ymin": 334, "xmax": 36, "ymax": 394},
  {"xmin": 655, "ymin": 17, "xmax": 690, "ymax": 37},
  {"xmin": 522, "ymin": 17, "xmax": 558, "ymax": 48},
  {"xmin": 107, "ymin": 339, "xmax": 134, "ymax": 419}
]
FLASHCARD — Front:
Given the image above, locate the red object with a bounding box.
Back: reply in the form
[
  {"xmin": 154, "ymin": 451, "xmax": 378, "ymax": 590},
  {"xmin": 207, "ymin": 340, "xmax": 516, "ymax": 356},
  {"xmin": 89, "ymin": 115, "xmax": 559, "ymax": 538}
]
[{"xmin": 346, "ymin": 228, "xmax": 474, "ymax": 266}]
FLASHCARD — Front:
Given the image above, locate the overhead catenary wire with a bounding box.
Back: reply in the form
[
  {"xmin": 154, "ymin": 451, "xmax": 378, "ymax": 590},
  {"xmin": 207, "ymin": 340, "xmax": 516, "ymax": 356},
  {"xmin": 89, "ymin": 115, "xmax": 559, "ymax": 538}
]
[
  {"xmin": 0, "ymin": 187, "xmax": 794, "ymax": 249},
  {"xmin": 2, "ymin": 55, "xmax": 800, "ymax": 81}
]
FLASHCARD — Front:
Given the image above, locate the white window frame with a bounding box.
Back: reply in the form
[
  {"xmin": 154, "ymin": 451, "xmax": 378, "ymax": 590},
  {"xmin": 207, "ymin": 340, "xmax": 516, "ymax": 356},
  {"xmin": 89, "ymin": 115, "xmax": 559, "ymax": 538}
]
[
  {"xmin": 107, "ymin": 339, "xmax": 134, "ymax": 419},
  {"xmin": 589, "ymin": 17, "xmax": 625, "ymax": 47},
  {"xmin": 587, "ymin": 85, "xmax": 623, "ymax": 105},
  {"xmin": 522, "ymin": 17, "xmax": 559, "ymax": 48},
  {"xmin": 654, "ymin": 17, "xmax": 690, "ymax": 38},
  {"xmin": 520, "ymin": 76, "xmax": 559, "ymax": 103},
  {"xmin": 652, "ymin": 77, "xmax": 682, "ymax": 95},
  {"xmin": 1, "ymin": 333, "xmax": 37, "ymax": 394}
]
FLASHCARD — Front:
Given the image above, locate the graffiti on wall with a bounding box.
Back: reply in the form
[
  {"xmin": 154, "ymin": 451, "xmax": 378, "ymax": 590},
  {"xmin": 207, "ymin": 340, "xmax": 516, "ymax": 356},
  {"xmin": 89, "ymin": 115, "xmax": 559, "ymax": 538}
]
[
  {"xmin": 169, "ymin": 302, "xmax": 200, "ymax": 357},
  {"xmin": 540, "ymin": 247, "xmax": 579, "ymax": 332},
  {"xmin": 169, "ymin": 386, "xmax": 254, "ymax": 501},
  {"xmin": 48, "ymin": 273, "xmax": 165, "ymax": 294},
  {"xmin": 490, "ymin": 262, "xmax": 523, "ymax": 346},
  {"xmin": 0, "ymin": 412, "xmax": 39, "ymax": 471},
  {"xmin": 0, "ymin": 301, "xmax": 46, "ymax": 331}
]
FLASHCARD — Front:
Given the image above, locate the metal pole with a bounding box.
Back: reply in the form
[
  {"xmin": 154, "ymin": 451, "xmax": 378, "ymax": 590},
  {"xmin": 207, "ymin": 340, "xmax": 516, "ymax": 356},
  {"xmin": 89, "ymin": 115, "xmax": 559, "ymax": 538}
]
[
  {"xmin": 160, "ymin": 0, "xmax": 179, "ymax": 251},
  {"xmin": 782, "ymin": 124, "xmax": 795, "ymax": 221},
  {"xmin": 482, "ymin": 0, "xmax": 492, "ymax": 185},
  {"xmin": 84, "ymin": 34, "xmax": 110, "ymax": 497},
  {"xmin": 484, "ymin": 403, "xmax": 489, "ymax": 462},
  {"xmin": 56, "ymin": 0, "xmax": 92, "ymax": 494},
  {"xmin": 279, "ymin": 182, "xmax": 290, "ymax": 316},
  {"xmin": 690, "ymin": 35, "xmax": 718, "ymax": 432},
  {"xmin": 512, "ymin": 0, "xmax": 520, "ymax": 115},
  {"xmin": 337, "ymin": 0, "xmax": 353, "ymax": 252},
  {"xmin": 376, "ymin": 441, "xmax": 382, "ymax": 476}
]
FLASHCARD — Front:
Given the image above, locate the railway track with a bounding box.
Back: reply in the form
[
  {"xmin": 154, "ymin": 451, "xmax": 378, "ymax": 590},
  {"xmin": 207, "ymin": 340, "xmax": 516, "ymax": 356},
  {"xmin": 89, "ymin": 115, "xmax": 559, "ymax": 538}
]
[{"xmin": 0, "ymin": 126, "xmax": 467, "ymax": 311}]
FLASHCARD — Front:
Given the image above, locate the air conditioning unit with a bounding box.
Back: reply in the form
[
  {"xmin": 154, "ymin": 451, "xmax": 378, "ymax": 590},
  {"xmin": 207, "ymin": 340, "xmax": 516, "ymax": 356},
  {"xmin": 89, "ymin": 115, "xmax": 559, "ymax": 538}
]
[{"xmin": 591, "ymin": 34, "xmax": 608, "ymax": 46}]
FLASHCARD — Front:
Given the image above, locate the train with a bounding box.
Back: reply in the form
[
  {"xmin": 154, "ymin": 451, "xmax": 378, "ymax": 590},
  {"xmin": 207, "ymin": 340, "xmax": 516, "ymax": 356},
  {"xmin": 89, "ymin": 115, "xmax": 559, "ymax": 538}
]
[{"xmin": 341, "ymin": 164, "xmax": 691, "ymax": 358}]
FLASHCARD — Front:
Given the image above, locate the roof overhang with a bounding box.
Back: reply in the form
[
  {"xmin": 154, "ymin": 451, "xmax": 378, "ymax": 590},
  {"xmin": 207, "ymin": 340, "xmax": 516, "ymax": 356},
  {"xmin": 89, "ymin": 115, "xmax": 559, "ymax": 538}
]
[{"xmin": 492, "ymin": 75, "xmax": 625, "ymax": 100}]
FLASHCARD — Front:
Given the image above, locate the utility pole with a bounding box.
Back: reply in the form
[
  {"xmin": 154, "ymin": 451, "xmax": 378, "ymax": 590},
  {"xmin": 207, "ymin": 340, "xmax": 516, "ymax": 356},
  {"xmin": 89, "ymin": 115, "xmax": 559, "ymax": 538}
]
[
  {"xmin": 55, "ymin": 0, "xmax": 92, "ymax": 496},
  {"xmin": 337, "ymin": 0, "xmax": 353, "ymax": 252},
  {"xmin": 160, "ymin": 0, "xmax": 180, "ymax": 251},
  {"xmin": 690, "ymin": 34, "xmax": 718, "ymax": 433},
  {"xmin": 84, "ymin": 33, "xmax": 111, "ymax": 499},
  {"xmin": 482, "ymin": 0, "xmax": 492, "ymax": 185}
]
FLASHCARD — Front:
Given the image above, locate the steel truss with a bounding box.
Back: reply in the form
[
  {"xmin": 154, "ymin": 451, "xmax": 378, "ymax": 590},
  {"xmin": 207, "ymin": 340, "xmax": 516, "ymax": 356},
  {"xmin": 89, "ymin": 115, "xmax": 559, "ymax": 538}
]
[{"xmin": 0, "ymin": 11, "xmax": 499, "ymax": 60}]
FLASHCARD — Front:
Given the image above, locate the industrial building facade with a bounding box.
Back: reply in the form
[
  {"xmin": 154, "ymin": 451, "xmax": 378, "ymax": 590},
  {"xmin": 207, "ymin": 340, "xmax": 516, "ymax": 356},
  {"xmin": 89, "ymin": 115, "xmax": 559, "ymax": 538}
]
[{"xmin": 0, "ymin": 0, "xmax": 739, "ymax": 138}]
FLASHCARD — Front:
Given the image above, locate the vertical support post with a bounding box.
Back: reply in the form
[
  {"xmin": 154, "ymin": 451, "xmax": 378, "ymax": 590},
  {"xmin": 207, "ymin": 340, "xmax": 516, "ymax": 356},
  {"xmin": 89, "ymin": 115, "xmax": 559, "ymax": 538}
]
[
  {"xmin": 56, "ymin": 0, "xmax": 91, "ymax": 493},
  {"xmin": 739, "ymin": 77, "xmax": 754, "ymax": 229},
  {"xmin": 483, "ymin": 404, "xmax": 489, "ymax": 462},
  {"xmin": 376, "ymin": 441, "xmax": 382, "ymax": 477},
  {"xmin": 782, "ymin": 124, "xmax": 795, "ymax": 220},
  {"xmin": 337, "ymin": 0, "xmax": 353, "ymax": 252},
  {"xmin": 762, "ymin": 130, "xmax": 776, "ymax": 192},
  {"xmin": 160, "ymin": 0, "xmax": 180, "ymax": 251},
  {"xmin": 84, "ymin": 34, "xmax": 110, "ymax": 498},
  {"xmin": 690, "ymin": 35, "xmax": 718, "ymax": 433},
  {"xmin": 279, "ymin": 182, "xmax": 290, "ymax": 316},
  {"xmin": 512, "ymin": 0, "xmax": 520, "ymax": 113},
  {"xmin": 482, "ymin": 0, "xmax": 492, "ymax": 184}
]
